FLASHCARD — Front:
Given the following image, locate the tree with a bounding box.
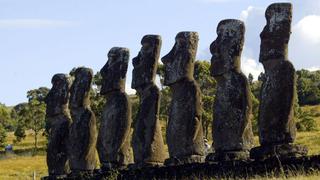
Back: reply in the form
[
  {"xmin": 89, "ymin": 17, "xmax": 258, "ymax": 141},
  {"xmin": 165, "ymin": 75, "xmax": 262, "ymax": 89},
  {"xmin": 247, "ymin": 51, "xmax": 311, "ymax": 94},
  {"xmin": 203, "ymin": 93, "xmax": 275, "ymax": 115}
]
[
  {"xmin": 27, "ymin": 87, "xmax": 48, "ymax": 152},
  {"xmin": 0, "ymin": 124, "xmax": 6, "ymax": 148},
  {"xmin": 296, "ymin": 69, "xmax": 320, "ymax": 105},
  {"xmin": 27, "ymin": 87, "xmax": 49, "ymax": 102},
  {"xmin": 156, "ymin": 64, "xmax": 165, "ymax": 90},
  {"xmin": 27, "ymin": 98, "xmax": 46, "ymax": 152},
  {"xmin": 295, "ymin": 107, "xmax": 317, "ymax": 131},
  {"xmin": 0, "ymin": 103, "xmax": 14, "ymax": 131},
  {"xmin": 194, "ymin": 61, "xmax": 216, "ymax": 140},
  {"xmin": 130, "ymin": 95, "xmax": 140, "ymax": 128},
  {"xmin": 156, "ymin": 64, "xmax": 172, "ymax": 124},
  {"xmin": 14, "ymin": 88, "xmax": 48, "ymax": 153},
  {"xmin": 249, "ymin": 75, "xmax": 262, "ymax": 134},
  {"xmin": 248, "ymin": 73, "xmax": 254, "ymax": 86},
  {"xmin": 14, "ymin": 124, "xmax": 26, "ymax": 143},
  {"xmin": 250, "ymin": 93, "xmax": 260, "ymax": 135},
  {"xmin": 12, "ymin": 103, "xmax": 28, "ymax": 142}
]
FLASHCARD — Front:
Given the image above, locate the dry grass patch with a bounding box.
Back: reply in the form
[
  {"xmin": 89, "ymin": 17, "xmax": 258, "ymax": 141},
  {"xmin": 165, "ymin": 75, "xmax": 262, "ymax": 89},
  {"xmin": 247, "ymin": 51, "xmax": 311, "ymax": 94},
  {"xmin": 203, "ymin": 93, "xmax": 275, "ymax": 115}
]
[{"xmin": 0, "ymin": 154, "xmax": 47, "ymax": 180}]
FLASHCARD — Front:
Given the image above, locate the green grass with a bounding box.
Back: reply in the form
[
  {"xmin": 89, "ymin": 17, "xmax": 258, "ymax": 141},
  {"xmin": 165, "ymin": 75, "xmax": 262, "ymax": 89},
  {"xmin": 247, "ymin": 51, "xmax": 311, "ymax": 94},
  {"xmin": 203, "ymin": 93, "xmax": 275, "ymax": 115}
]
[
  {"xmin": 301, "ymin": 105, "xmax": 320, "ymax": 125},
  {"xmin": 1, "ymin": 105, "xmax": 320, "ymax": 179},
  {"xmin": 5, "ymin": 130, "xmax": 47, "ymax": 151},
  {"xmin": 0, "ymin": 130, "xmax": 47, "ymax": 180}
]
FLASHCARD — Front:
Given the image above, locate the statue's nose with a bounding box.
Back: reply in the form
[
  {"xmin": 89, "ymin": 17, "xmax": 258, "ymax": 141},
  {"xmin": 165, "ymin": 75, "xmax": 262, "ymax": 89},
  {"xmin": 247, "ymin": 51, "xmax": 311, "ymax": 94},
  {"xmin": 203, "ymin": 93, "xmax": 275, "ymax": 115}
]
[{"xmin": 161, "ymin": 54, "xmax": 170, "ymax": 64}]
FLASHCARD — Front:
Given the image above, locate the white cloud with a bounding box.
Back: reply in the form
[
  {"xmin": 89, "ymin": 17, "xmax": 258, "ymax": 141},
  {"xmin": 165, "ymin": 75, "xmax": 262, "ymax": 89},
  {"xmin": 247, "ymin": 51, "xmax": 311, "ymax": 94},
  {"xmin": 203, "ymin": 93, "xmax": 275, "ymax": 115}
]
[
  {"xmin": 240, "ymin": 5, "xmax": 320, "ymax": 73},
  {"xmin": 307, "ymin": 67, "xmax": 320, "ymax": 71},
  {"xmin": 0, "ymin": 19, "xmax": 74, "ymax": 29},
  {"xmin": 240, "ymin": 6, "xmax": 254, "ymax": 22},
  {"xmin": 293, "ymin": 15, "xmax": 320, "ymax": 44},
  {"xmin": 125, "ymin": 83, "xmax": 136, "ymax": 95},
  {"xmin": 241, "ymin": 56, "xmax": 264, "ymax": 80},
  {"xmin": 290, "ymin": 15, "xmax": 320, "ymax": 69},
  {"xmin": 239, "ymin": 6, "xmax": 265, "ymax": 79},
  {"xmin": 240, "ymin": 6, "xmax": 264, "ymax": 22}
]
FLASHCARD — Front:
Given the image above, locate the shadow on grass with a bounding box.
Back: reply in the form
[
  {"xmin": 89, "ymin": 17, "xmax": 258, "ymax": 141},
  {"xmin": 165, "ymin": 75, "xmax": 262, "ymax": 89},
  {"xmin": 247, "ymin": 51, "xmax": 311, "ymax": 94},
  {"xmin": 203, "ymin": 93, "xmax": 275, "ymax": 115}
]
[{"xmin": 0, "ymin": 147, "xmax": 46, "ymax": 160}]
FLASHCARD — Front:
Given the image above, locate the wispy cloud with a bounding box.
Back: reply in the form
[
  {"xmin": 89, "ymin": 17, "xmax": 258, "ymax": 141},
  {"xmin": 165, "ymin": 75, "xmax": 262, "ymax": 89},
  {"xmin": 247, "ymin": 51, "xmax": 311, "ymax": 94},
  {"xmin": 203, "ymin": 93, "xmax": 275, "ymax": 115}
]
[
  {"xmin": 240, "ymin": 6, "xmax": 264, "ymax": 22},
  {"xmin": 307, "ymin": 67, "xmax": 320, "ymax": 71},
  {"xmin": 0, "ymin": 19, "xmax": 74, "ymax": 29}
]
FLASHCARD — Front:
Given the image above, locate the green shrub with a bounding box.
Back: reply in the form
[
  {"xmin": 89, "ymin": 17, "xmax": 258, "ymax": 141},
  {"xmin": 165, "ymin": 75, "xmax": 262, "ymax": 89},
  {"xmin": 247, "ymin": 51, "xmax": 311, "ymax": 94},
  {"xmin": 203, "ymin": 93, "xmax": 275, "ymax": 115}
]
[
  {"xmin": 0, "ymin": 124, "xmax": 7, "ymax": 148},
  {"xmin": 296, "ymin": 109, "xmax": 317, "ymax": 131},
  {"xmin": 14, "ymin": 125, "xmax": 26, "ymax": 143}
]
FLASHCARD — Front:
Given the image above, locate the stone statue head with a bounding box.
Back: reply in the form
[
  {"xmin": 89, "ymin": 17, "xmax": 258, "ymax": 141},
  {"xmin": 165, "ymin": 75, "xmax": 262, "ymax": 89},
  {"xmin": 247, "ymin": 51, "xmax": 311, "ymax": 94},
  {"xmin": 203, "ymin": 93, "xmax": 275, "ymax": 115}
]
[
  {"xmin": 69, "ymin": 67, "xmax": 93, "ymax": 108},
  {"xmin": 259, "ymin": 3, "xmax": 292, "ymax": 63},
  {"xmin": 210, "ymin": 19, "xmax": 245, "ymax": 77},
  {"xmin": 161, "ymin": 31, "xmax": 198, "ymax": 85},
  {"xmin": 131, "ymin": 35, "xmax": 162, "ymax": 89},
  {"xmin": 100, "ymin": 47, "xmax": 129, "ymax": 95},
  {"xmin": 45, "ymin": 74, "xmax": 70, "ymax": 116}
]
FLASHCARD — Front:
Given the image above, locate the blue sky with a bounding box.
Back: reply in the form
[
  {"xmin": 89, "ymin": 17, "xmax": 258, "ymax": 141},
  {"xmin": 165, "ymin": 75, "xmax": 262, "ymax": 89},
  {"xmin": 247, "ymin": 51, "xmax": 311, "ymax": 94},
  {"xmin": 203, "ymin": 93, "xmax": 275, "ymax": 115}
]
[{"xmin": 0, "ymin": 0, "xmax": 319, "ymax": 106}]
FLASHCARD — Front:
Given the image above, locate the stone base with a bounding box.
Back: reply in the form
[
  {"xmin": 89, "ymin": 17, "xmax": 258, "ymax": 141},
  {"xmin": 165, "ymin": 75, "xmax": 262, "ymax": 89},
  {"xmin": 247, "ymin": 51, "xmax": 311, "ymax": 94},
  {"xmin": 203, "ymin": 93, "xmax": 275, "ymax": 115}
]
[
  {"xmin": 41, "ymin": 175, "xmax": 67, "ymax": 180},
  {"xmin": 53, "ymin": 170, "xmax": 95, "ymax": 180},
  {"xmin": 250, "ymin": 144, "xmax": 308, "ymax": 160},
  {"xmin": 128, "ymin": 162, "xmax": 163, "ymax": 170},
  {"xmin": 206, "ymin": 150, "xmax": 250, "ymax": 162},
  {"xmin": 100, "ymin": 162, "xmax": 128, "ymax": 172},
  {"xmin": 164, "ymin": 155, "xmax": 205, "ymax": 166},
  {"xmin": 42, "ymin": 155, "xmax": 320, "ymax": 179}
]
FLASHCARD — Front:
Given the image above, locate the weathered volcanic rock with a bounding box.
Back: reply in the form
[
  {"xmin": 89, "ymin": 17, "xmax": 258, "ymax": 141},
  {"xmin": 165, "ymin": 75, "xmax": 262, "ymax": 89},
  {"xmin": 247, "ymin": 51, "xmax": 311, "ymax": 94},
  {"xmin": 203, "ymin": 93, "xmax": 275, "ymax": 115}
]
[
  {"xmin": 207, "ymin": 19, "xmax": 254, "ymax": 161},
  {"xmin": 250, "ymin": 3, "xmax": 308, "ymax": 160},
  {"xmin": 100, "ymin": 47, "xmax": 128, "ymax": 94},
  {"xmin": 131, "ymin": 35, "xmax": 161, "ymax": 89},
  {"xmin": 161, "ymin": 32, "xmax": 205, "ymax": 165},
  {"xmin": 97, "ymin": 47, "xmax": 133, "ymax": 170},
  {"xmin": 45, "ymin": 74, "xmax": 71, "ymax": 176},
  {"xmin": 131, "ymin": 35, "xmax": 167, "ymax": 167},
  {"xmin": 68, "ymin": 67, "xmax": 97, "ymax": 173}
]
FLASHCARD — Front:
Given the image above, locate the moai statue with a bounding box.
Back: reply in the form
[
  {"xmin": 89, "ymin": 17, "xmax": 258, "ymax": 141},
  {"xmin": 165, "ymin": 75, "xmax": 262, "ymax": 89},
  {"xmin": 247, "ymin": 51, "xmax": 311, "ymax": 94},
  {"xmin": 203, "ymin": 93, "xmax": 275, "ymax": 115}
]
[
  {"xmin": 45, "ymin": 74, "xmax": 71, "ymax": 177},
  {"xmin": 68, "ymin": 67, "xmax": 97, "ymax": 173},
  {"xmin": 97, "ymin": 47, "xmax": 133, "ymax": 171},
  {"xmin": 131, "ymin": 35, "xmax": 167, "ymax": 167},
  {"xmin": 162, "ymin": 32, "xmax": 205, "ymax": 166},
  {"xmin": 206, "ymin": 19, "xmax": 254, "ymax": 162},
  {"xmin": 250, "ymin": 3, "xmax": 308, "ymax": 160}
]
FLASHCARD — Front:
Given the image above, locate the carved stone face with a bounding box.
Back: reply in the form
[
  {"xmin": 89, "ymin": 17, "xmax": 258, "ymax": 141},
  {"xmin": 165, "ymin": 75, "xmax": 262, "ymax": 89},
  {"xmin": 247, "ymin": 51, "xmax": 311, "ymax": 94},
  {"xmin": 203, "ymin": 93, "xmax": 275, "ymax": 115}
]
[
  {"xmin": 132, "ymin": 35, "xmax": 161, "ymax": 89},
  {"xmin": 210, "ymin": 19, "xmax": 245, "ymax": 77},
  {"xmin": 161, "ymin": 32, "xmax": 198, "ymax": 86},
  {"xmin": 100, "ymin": 47, "xmax": 129, "ymax": 94},
  {"xmin": 69, "ymin": 67, "xmax": 93, "ymax": 108},
  {"xmin": 45, "ymin": 74, "xmax": 70, "ymax": 116},
  {"xmin": 259, "ymin": 3, "xmax": 292, "ymax": 63}
]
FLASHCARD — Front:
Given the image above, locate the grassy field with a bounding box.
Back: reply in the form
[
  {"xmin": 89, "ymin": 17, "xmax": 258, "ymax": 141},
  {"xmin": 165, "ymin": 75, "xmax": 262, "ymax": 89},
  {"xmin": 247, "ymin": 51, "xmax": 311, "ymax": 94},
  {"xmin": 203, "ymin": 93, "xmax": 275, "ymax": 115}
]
[
  {"xmin": 0, "ymin": 155, "xmax": 46, "ymax": 180},
  {"xmin": 0, "ymin": 130, "xmax": 47, "ymax": 180},
  {"xmin": 1, "ymin": 105, "xmax": 320, "ymax": 179}
]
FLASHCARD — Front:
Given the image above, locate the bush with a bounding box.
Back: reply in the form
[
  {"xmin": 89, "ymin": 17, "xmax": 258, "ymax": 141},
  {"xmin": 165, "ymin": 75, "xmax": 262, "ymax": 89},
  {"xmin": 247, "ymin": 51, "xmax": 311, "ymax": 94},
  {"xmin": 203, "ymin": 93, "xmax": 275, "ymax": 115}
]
[
  {"xmin": 296, "ymin": 109, "xmax": 318, "ymax": 132},
  {"xmin": 0, "ymin": 124, "xmax": 7, "ymax": 148},
  {"xmin": 14, "ymin": 125, "xmax": 26, "ymax": 143},
  {"xmin": 297, "ymin": 69, "xmax": 320, "ymax": 105}
]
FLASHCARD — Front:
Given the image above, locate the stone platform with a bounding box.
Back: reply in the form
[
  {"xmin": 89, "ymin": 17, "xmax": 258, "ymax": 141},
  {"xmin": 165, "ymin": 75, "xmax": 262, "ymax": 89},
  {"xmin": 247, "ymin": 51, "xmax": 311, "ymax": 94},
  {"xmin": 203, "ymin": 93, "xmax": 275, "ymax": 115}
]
[{"xmin": 42, "ymin": 155, "xmax": 320, "ymax": 180}]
